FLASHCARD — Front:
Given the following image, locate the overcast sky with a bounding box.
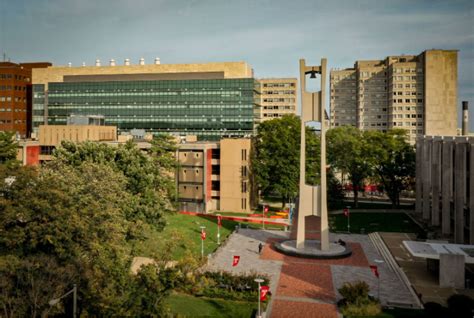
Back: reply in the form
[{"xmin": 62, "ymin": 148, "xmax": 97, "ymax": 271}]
[{"xmin": 1, "ymin": 0, "xmax": 472, "ymax": 130}]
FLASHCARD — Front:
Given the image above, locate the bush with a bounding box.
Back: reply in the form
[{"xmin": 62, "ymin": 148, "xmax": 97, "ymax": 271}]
[
  {"xmin": 340, "ymin": 300, "xmax": 381, "ymax": 317},
  {"xmin": 339, "ymin": 281, "xmax": 370, "ymax": 304}
]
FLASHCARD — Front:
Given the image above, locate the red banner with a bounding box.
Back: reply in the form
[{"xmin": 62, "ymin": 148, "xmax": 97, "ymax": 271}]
[
  {"xmin": 201, "ymin": 229, "xmax": 206, "ymax": 240},
  {"xmin": 343, "ymin": 208, "xmax": 350, "ymax": 217},
  {"xmin": 260, "ymin": 285, "xmax": 270, "ymax": 301},
  {"xmin": 263, "ymin": 206, "xmax": 269, "ymax": 213},
  {"xmin": 232, "ymin": 255, "xmax": 240, "ymax": 267},
  {"xmin": 370, "ymin": 265, "xmax": 379, "ymax": 278},
  {"xmin": 217, "ymin": 215, "xmax": 222, "ymax": 227}
]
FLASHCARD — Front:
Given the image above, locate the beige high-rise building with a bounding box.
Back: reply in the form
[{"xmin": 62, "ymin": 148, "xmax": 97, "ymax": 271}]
[
  {"xmin": 330, "ymin": 49, "xmax": 458, "ymax": 143},
  {"xmin": 255, "ymin": 78, "xmax": 297, "ymax": 123}
]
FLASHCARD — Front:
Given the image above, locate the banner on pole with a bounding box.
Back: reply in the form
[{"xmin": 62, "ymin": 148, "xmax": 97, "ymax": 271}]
[
  {"xmin": 370, "ymin": 265, "xmax": 379, "ymax": 278},
  {"xmin": 232, "ymin": 255, "xmax": 240, "ymax": 267},
  {"xmin": 201, "ymin": 229, "xmax": 206, "ymax": 240},
  {"xmin": 343, "ymin": 208, "xmax": 350, "ymax": 217},
  {"xmin": 217, "ymin": 215, "xmax": 222, "ymax": 227},
  {"xmin": 260, "ymin": 285, "xmax": 270, "ymax": 301},
  {"xmin": 264, "ymin": 206, "xmax": 269, "ymax": 213}
]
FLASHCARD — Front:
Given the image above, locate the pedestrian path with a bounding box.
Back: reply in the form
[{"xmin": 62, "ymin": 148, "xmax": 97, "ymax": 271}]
[{"xmin": 205, "ymin": 219, "xmax": 419, "ymax": 317}]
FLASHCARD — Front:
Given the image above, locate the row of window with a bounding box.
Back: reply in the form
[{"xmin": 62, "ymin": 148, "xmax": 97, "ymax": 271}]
[
  {"xmin": 0, "ymin": 74, "xmax": 30, "ymax": 81},
  {"xmin": 0, "ymin": 108, "xmax": 26, "ymax": 112},
  {"xmin": 262, "ymin": 98, "xmax": 296, "ymax": 103},
  {"xmin": 262, "ymin": 83, "xmax": 295, "ymax": 88},
  {"xmin": 263, "ymin": 105, "xmax": 294, "ymax": 110},
  {"xmin": 393, "ymin": 122, "xmax": 423, "ymax": 127},
  {"xmin": 393, "ymin": 91, "xmax": 423, "ymax": 96},
  {"xmin": 393, "ymin": 99, "xmax": 423, "ymax": 103},
  {"xmin": 389, "ymin": 114, "xmax": 423, "ymax": 119},
  {"xmin": 393, "ymin": 68, "xmax": 422, "ymax": 74},
  {"xmin": 262, "ymin": 90, "xmax": 296, "ymax": 95},
  {"xmin": 0, "ymin": 85, "xmax": 26, "ymax": 91}
]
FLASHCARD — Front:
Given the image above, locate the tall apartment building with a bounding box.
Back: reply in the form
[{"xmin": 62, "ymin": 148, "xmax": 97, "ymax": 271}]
[
  {"xmin": 32, "ymin": 60, "xmax": 255, "ymax": 141},
  {"xmin": 0, "ymin": 61, "xmax": 51, "ymax": 137},
  {"xmin": 254, "ymin": 78, "xmax": 297, "ymax": 123},
  {"xmin": 330, "ymin": 50, "xmax": 458, "ymax": 143}
]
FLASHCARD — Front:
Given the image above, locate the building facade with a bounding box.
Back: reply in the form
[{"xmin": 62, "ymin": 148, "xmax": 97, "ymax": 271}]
[
  {"xmin": 177, "ymin": 138, "xmax": 252, "ymax": 213},
  {"xmin": 254, "ymin": 78, "xmax": 297, "ymax": 123},
  {"xmin": 330, "ymin": 50, "xmax": 458, "ymax": 143},
  {"xmin": 416, "ymin": 135, "xmax": 473, "ymax": 244},
  {"xmin": 32, "ymin": 61, "xmax": 255, "ymax": 140},
  {"xmin": 0, "ymin": 62, "xmax": 51, "ymax": 137}
]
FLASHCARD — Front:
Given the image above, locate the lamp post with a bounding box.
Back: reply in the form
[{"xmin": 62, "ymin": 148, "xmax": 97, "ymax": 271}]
[
  {"xmin": 374, "ymin": 259, "xmax": 384, "ymax": 300},
  {"xmin": 217, "ymin": 214, "xmax": 221, "ymax": 245},
  {"xmin": 200, "ymin": 225, "xmax": 206, "ymax": 258},
  {"xmin": 254, "ymin": 278, "xmax": 264, "ymax": 318},
  {"xmin": 49, "ymin": 284, "xmax": 77, "ymax": 318}
]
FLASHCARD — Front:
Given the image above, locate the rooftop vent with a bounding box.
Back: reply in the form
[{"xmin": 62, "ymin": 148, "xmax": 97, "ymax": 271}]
[
  {"xmin": 124, "ymin": 58, "xmax": 130, "ymax": 66},
  {"xmin": 82, "ymin": 62, "xmax": 86, "ymax": 67},
  {"xmin": 110, "ymin": 59, "xmax": 116, "ymax": 66},
  {"xmin": 68, "ymin": 62, "xmax": 72, "ymax": 67},
  {"xmin": 95, "ymin": 59, "xmax": 101, "ymax": 67},
  {"xmin": 139, "ymin": 57, "xmax": 145, "ymax": 65},
  {"xmin": 154, "ymin": 57, "xmax": 161, "ymax": 65}
]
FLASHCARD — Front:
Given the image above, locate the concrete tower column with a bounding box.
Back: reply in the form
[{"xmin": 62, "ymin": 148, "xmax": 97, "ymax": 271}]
[
  {"xmin": 441, "ymin": 137, "xmax": 454, "ymax": 235},
  {"xmin": 415, "ymin": 136, "xmax": 423, "ymax": 215},
  {"xmin": 422, "ymin": 137, "xmax": 432, "ymax": 220},
  {"xmin": 431, "ymin": 137, "xmax": 442, "ymax": 226},
  {"xmin": 454, "ymin": 137, "xmax": 467, "ymax": 244},
  {"xmin": 296, "ymin": 58, "xmax": 328, "ymax": 251}
]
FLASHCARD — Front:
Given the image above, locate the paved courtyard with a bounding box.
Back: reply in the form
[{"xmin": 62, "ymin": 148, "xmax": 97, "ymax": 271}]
[{"xmin": 206, "ymin": 223, "xmax": 419, "ymax": 317}]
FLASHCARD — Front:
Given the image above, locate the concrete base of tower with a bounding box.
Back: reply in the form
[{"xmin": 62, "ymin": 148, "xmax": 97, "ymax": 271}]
[{"xmin": 274, "ymin": 239, "xmax": 352, "ymax": 259}]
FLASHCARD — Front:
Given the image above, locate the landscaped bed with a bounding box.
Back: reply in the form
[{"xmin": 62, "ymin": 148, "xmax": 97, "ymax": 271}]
[{"xmin": 330, "ymin": 212, "xmax": 421, "ymax": 234}]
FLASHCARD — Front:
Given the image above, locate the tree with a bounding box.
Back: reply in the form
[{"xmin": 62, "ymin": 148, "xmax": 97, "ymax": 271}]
[
  {"xmin": 52, "ymin": 137, "xmax": 177, "ymax": 231},
  {"xmin": 366, "ymin": 129, "xmax": 415, "ymax": 207},
  {"xmin": 251, "ymin": 115, "xmax": 320, "ymax": 206},
  {"xmin": 327, "ymin": 126, "xmax": 374, "ymax": 208},
  {"xmin": 0, "ymin": 131, "xmax": 18, "ymax": 167},
  {"xmin": 0, "ymin": 162, "xmax": 177, "ymax": 316}
]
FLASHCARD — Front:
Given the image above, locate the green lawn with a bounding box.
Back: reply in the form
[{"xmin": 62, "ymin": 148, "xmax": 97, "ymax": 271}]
[
  {"xmin": 133, "ymin": 213, "xmax": 239, "ymax": 260},
  {"xmin": 330, "ymin": 212, "xmax": 421, "ymax": 234},
  {"xmin": 166, "ymin": 293, "xmax": 257, "ymax": 317},
  {"xmin": 331, "ymin": 201, "xmax": 415, "ymax": 210},
  {"xmin": 375, "ymin": 307, "xmax": 427, "ymax": 318}
]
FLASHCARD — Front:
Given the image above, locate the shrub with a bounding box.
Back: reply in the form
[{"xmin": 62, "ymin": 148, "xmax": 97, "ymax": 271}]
[
  {"xmin": 447, "ymin": 294, "xmax": 474, "ymax": 318},
  {"xmin": 340, "ymin": 300, "xmax": 381, "ymax": 317},
  {"xmin": 338, "ymin": 281, "xmax": 370, "ymax": 304}
]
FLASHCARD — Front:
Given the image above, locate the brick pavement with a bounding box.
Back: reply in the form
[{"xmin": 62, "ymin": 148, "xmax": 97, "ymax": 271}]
[{"xmin": 205, "ymin": 216, "xmax": 419, "ymax": 317}]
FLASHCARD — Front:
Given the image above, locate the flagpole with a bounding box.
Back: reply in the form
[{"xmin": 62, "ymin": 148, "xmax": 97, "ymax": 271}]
[
  {"xmin": 200, "ymin": 226, "xmax": 206, "ymax": 259},
  {"xmin": 217, "ymin": 214, "xmax": 221, "ymax": 245},
  {"xmin": 254, "ymin": 278, "xmax": 264, "ymax": 318}
]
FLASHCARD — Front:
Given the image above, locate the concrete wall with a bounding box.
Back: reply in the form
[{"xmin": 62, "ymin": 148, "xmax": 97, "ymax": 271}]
[
  {"xmin": 39, "ymin": 125, "xmax": 117, "ymax": 146},
  {"xmin": 417, "ymin": 135, "xmax": 472, "ymax": 243},
  {"xmin": 423, "ymin": 50, "xmax": 458, "ymax": 136},
  {"xmin": 219, "ymin": 138, "xmax": 251, "ymax": 212},
  {"xmin": 33, "ymin": 62, "xmax": 253, "ymax": 86}
]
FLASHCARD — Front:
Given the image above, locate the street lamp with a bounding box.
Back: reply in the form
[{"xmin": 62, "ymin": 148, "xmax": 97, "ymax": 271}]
[
  {"xmin": 49, "ymin": 284, "xmax": 77, "ymax": 318},
  {"xmin": 254, "ymin": 278, "xmax": 264, "ymax": 318},
  {"xmin": 374, "ymin": 259, "xmax": 384, "ymax": 300},
  {"xmin": 200, "ymin": 225, "xmax": 206, "ymax": 259}
]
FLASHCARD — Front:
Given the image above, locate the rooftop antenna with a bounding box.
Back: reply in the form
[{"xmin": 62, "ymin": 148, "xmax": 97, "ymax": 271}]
[{"xmin": 2, "ymin": 52, "xmax": 6, "ymax": 62}]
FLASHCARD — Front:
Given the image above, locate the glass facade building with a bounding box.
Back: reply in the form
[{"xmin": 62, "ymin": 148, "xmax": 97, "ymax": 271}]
[{"xmin": 33, "ymin": 78, "xmax": 255, "ymax": 140}]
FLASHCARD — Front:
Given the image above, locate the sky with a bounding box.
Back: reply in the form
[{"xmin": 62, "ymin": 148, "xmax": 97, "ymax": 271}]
[{"xmin": 1, "ymin": 0, "xmax": 473, "ymax": 130}]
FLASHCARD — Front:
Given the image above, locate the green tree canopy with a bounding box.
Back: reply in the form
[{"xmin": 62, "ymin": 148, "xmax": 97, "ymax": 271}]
[
  {"xmin": 51, "ymin": 137, "xmax": 177, "ymax": 231},
  {"xmin": 327, "ymin": 126, "xmax": 375, "ymax": 207},
  {"xmin": 0, "ymin": 162, "xmax": 177, "ymax": 316},
  {"xmin": 0, "ymin": 131, "xmax": 18, "ymax": 167},
  {"xmin": 366, "ymin": 129, "xmax": 415, "ymax": 207},
  {"xmin": 251, "ymin": 115, "xmax": 320, "ymax": 206}
]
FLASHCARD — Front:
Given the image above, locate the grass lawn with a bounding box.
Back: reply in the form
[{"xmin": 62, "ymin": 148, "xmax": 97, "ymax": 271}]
[
  {"xmin": 331, "ymin": 200, "xmax": 415, "ymax": 210},
  {"xmin": 330, "ymin": 212, "xmax": 421, "ymax": 234},
  {"xmin": 375, "ymin": 307, "xmax": 427, "ymax": 317},
  {"xmin": 166, "ymin": 293, "xmax": 257, "ymax": 317},
  {"xmin": 133, "ymin": 213, "xmax": 239, "ymax": 260}
]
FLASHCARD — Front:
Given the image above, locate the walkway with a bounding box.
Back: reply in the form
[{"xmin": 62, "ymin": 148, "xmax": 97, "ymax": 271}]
[{"xmin": 205, "ymin": 220, "xmax": 418, "ymax": 317}]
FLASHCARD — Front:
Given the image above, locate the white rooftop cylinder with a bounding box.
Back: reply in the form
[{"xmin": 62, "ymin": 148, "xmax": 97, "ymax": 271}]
[
  {"xmin": 82, "ymin": 62, "xmax": 86, "ymax": 67},
  {"xmin": 95, "ymin": 59, "xmax": 101, "ymax": 66},
  {"xmin": 139, "ymin": 57, "xmax": 145, "ymax": 65},
  {"xmin": 124, "ymin": 58, "xmax": 130, "ymax": 66},
  {"xmin": 68, "ymin": 62, "xmax": 72, "ymax": 67},
  {"xmin": 110, "ymin": 59, "xmax": 116, "ymax": 66},
  {"xmin": 154, "ymin": 57, "xmax": 161, "ymax": 65}
]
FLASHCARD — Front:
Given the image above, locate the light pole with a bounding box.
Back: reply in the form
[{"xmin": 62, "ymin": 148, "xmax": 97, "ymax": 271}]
[
  {"xmin": 254, "ymin": 278, "xmax": 264, "ymax": 318},
  {"xmin": 49, "ymin": 284, "xmax": 77, "ymax": 318},
  {"xmin": 200, "ymin": 225, "xmax": 206, "ymax": 259},
  {"xmin": 346, "ymin": 206, "xmax": 350, "ymax": 233},
  {"xmin": 217, "ymin": 214, "xmax": 221, "ymax": 245},
  {"xmin": 374, "ymin": 259, "xmax": 384, "ymax": 300}
]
